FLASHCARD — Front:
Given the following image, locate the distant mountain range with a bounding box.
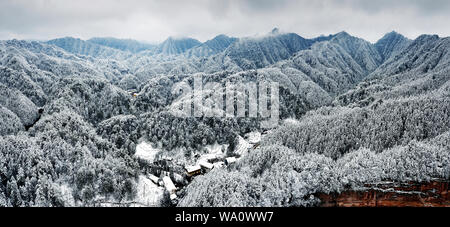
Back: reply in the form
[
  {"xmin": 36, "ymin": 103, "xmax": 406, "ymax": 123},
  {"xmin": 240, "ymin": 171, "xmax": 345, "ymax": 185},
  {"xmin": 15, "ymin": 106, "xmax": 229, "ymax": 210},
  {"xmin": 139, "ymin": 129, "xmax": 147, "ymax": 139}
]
[
  {"xmin": 0, "ymin": 28, "xmax": 449, "ymax": 208},
  {"xmin": 3, "ymin": 29, "xmax": 447, "ymax": 108},
  {"xmin": 42, "ymin": 30, "xmax": 415, "ymax": 75},
  {"xmin": 88, "ymin": 37, "xmax": 156, "ymax": 53},
  {"xmin": 1, "ymin": 29, "xmax": 449, "ymax": 121}
]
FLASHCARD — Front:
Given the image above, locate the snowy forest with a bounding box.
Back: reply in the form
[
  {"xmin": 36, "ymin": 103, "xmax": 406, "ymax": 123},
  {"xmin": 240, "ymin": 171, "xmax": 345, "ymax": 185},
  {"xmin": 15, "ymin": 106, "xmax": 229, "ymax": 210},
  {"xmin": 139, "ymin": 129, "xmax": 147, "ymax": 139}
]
[{"xmin": 0, "ymin": 29, "xmax": 449, "ymax": 207}]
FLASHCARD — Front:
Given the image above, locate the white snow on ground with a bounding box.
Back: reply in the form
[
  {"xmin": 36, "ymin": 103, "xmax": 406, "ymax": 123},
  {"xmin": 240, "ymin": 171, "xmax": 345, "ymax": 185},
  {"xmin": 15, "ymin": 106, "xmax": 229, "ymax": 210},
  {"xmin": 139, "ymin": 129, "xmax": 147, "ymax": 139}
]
[
  {"xmin": 134, "ymin": 175, "xmax": 165, "ymax": 207},
  {"xmin": 135, "ymin": 141, "xmax": 160, "ymax": 163},
  {"xmin": 59, "ymin": 183, "xmax": 75, "ymax": 207},
  {"xmin": 193, "ymin": 134, "xmax": 259, "ymax": 164},
  {"xmin": 205, "ymin": 143, "xmax": 225, "ymax": 154},
  {"xmin": 197, "ymin": 143, "xmax": 226, "ymax": 163},
  {"xmin": 283, "ymin": 118, "xmax": 300, "ymax": 125},
  {"xmin": 235, "ymin": 135, "xmax": 253, "ymax": 156},
  {"xmin": 245, "ymin": 131, "xmax": 261, "ymax": 144},
  {"xmin": 163, "ymin": 176, "xmax": 177, "ymax": 193},
  {"xmin": 92, "ymin": 176, "xmax": 165, "ymax": 207}
]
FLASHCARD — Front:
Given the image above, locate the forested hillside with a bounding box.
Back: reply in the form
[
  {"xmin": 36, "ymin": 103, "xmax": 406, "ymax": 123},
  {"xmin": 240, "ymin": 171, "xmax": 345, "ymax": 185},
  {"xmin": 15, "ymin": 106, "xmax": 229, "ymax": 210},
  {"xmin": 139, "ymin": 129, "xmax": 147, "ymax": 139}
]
[{"xmin": 0, "ymin": 30, "xmax": 449, "ymax": 207}]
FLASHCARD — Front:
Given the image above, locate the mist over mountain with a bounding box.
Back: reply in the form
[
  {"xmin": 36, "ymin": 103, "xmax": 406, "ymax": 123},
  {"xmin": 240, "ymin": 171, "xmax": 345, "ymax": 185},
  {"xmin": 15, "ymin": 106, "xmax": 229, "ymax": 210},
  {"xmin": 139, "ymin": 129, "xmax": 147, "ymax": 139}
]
[
  {"xmin": 0, "ymin": 28, "xmax": 449, "ymax": 207},
  {"xmin": 88, "ymin": 37, "xmax": 157, "ymax": 53}
]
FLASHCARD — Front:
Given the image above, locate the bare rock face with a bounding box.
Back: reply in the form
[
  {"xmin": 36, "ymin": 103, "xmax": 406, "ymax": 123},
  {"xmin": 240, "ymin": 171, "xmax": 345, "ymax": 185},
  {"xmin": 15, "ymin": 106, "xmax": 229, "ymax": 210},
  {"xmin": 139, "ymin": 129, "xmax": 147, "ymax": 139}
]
[{"xmin": 317, "ymin": 181, "xmax": 449, "ymax": 207}]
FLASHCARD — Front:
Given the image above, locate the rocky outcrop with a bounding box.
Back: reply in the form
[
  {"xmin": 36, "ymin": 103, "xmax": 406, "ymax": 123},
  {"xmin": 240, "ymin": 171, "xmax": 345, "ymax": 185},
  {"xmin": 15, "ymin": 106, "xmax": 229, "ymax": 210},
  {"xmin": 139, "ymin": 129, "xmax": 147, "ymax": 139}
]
[{"xmin": 317, "ymin": 181, "xmax": 449, "ymax": 207}]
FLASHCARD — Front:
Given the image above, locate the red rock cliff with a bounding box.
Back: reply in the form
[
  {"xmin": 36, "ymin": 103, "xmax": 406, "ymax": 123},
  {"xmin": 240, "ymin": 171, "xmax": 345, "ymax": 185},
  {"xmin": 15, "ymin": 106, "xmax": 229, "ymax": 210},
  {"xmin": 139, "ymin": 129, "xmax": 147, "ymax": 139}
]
[{"xmin": 317, "ymin": 180, "xmax": 449, "ymax": 207}]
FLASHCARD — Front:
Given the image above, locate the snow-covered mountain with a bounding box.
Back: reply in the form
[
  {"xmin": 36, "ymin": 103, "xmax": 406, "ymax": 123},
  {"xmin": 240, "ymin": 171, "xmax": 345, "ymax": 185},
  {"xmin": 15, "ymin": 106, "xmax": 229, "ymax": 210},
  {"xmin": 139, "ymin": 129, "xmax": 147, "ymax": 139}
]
[
  {"xmin": 330, "ymin": 32, "xmax": 383, "ymax": 73},
  {"xmin": 0, "ymin": 30, "xmax": 449, "ymax": 207},
  {"xmin": 372, "ymin": 34, "xmax": 450, "ymax": 78},
  {"xmin": 47, "ymin": 37, "xmax": 132, "ymax": 59},
  {"xmin": 220, "ymin": 31, "xmax": 317, "ymax": 70},
  {"xmin": 155, "ymin": 37, "xmax": 202, "ymax": 55},
  {"xmin": 336, "ymin": 34, "xmax": 450, "ymax": 107},
  {"xmin": 88, "ymin": 37, "xmax": 156, "ymax": 53},
  {"xmin": 203, "ymin": 34, "xmax": 239, "ymax": 53},
  {"xmin": 184, "ymin": 34, "xmax": 238, "ymax": 57},
  {"xmin": 375, "ymin": 31, "xmax": 411, "ymax": 61}
]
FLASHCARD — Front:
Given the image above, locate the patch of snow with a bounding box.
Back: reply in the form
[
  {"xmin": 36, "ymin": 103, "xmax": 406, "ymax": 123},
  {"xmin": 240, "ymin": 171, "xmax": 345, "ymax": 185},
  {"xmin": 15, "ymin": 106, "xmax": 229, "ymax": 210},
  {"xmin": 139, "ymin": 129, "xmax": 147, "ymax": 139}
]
[
  {"xmin": 213, "ymin": 161, "xmax": 225, "ymax": 168},
  {"xmin": 283, "ymin": 118, "xmax": 300, "ymax": 125},
  {"xmin": 196, "ymin": 143, "xmax": 226, "ymax": 164},
  {"xmin": 134, "ymin": 175, "xmax": 165, "ymax": 207},
  {"xmin": 245, "ymin": 131, "xmax": 261, "ymax": 144},
  {"xmin": 59, "ymin": 184, "xmax": 75, "ymax": 207},
  {"xmin": 185, "ymin": 165, "xmax": 201, "ymax": 173},
  {"xmin": 199, "ymin": 160, "xmax": 214, "ymax": 170},
  {"xmin": 235, "ymin": 136, "xmax": 253, "ymax": 156},
  {"xmin": 162, "ymin": 176, "xmax": 177, "ymax": 193},
  {"xmin": 226, "ymin": 157, "xmax": 237, "ymax": 164},
  {"xmin": 148, "ymin": 174, "xmax": 160, "ymax": 184},
  {"xmin": 135, "ymin": 141, "xmax": 160, "ymax": 163},
  {"xmin": 205, "ymin": 143, "xmax": 225, "ymax": 154}
]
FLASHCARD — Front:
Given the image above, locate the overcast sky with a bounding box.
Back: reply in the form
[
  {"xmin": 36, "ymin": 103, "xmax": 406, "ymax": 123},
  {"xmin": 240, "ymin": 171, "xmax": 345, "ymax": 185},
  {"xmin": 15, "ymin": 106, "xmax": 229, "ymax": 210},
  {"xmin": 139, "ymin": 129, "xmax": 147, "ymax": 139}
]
[{"xmin": 1, "ymin": 0, "xmax": 449, "ymax": 43}]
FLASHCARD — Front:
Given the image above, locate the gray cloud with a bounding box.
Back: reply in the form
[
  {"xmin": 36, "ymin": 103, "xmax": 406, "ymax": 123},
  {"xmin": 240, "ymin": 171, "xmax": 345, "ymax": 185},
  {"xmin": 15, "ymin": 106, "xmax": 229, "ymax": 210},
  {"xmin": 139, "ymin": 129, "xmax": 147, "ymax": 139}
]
[
  {"xmin": 0, "ymin": 0, "xmax": 449, "ymax": 43},
  {"xmin": 341, "ymin": 0, "xmax": 450, "ymax": 14}
]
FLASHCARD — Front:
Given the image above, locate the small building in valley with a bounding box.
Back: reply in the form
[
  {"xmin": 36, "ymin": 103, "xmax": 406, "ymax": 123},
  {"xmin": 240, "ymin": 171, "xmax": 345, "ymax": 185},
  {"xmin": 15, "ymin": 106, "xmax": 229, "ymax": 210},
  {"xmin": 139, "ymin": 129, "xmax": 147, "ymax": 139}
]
[
  {"xmin": 185, "ymin": 165, "xmax": 202, "ymax": 177},
  {"xmin": 162, "ymin": 176, "xmax": 177, "ymax": 194},
  {"xmin": 148, "ymin": 174, "xmax": 160, "ymax": 184},
  {"xmin": 199, "ymin": 161, "xmax": 214, "ymax": 171},
  {"xmin": 225, "ymin": 157, "xmax": 237, "ymax": 165},
  {"xmin": 213, "ymin": 162, "xmax": 225, "ymax": 169}
]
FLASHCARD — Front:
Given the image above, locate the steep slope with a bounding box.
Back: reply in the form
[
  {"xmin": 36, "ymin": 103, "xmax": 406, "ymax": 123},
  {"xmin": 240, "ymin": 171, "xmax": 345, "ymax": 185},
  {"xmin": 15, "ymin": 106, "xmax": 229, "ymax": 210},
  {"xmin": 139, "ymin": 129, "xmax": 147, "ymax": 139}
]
[
  {"xmin": 0, "ymin": 67, "xmax": 47, "ymax": 106},
  {"xmin": 1, "ymin": 39, "xmax": 82, "ymax": 61},
  {"xmin": 372, "ymin": 35, "xmax": 449, "ymax": 78},
  {"xmin": 336, "ymin": 34, "xmax": 450, "ymax": 107},
  {"xmin": 264, "ymin": 32, "xmax": 385, "ymax": 97},
  {"xmin": 47, "ymin": 37, "xmax": 131, "ymax": 59},
  {"xmin": 222, "ymin": 32, "xmax": 316, "ymax": 70},
  {"xmin": 185, "ymin": 35, "xmax": 238, "ymax": 57},
  {"xmin": 0, "ymin": 84, "xmax": 40, "ymax": 127},
  {"xmin": 0, "ymin": 40, "xmax": 133, "ymax": 92},
  {"xmin": 375, "ymin": 31, "xmax": 411, "ymax": 61},
  {"xmin": 0, "ymin": 105, "xmax": 24, "ymax": 136},
  {"xmin": 330, "ymin": 32, "xmax": 382, "ymax": 73},
  {"xmin": 45, "ymin": 78, "xmax": 132, "ymax": 124},
  {"xmin": 204, "ymin": 34, "xmax": 239, "ymax": 52}
]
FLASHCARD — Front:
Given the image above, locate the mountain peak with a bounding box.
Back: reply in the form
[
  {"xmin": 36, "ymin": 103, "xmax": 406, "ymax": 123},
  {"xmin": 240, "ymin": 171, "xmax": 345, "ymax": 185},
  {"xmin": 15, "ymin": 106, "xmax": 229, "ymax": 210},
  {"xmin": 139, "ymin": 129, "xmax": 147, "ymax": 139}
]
[
  {"xmin": 158, "ymin": 37, "xmax": 201, "ymax": 55},
  {"xmin": 213, "ymin": 34, "xmax": 229, "ymax": 39},
  {"xmin": 271, "ymin": 28, "xmax": 280, "ymax": 35},
  {"xmin": 163, "ymin": 36, "xmax": 200, "ymax": 43},
  {"xmin": 204, "ymin": 34, "xmax": 237, "ymax": 51},
  {"xmin": 375, "ymin": 31, "xmax": 411, "ymax": 61},
  {"xmin": 335, "ymin": 31, "xmax": 350, "ymax": 37},
  {"xmin": 331, "ymin": 31, "xmax": 359, "ymax": 43},
  {"xmin": 50, "ymin": 37, "xmax": 82, "ymax": 42},
  {"xmin": 378, "ymin": 31, "xmax": 406, "ymax": 41},
  {"xmin": 209, "ymin": 34, "xmax": 235, "ymax": 42},
  {"xmin": 87, "ymin": 37, "xmax": 156, "ymax": 53},
  {"xmin": 387, "ymin": 30, "xmax": 400, "ymax": 35},
  {"xmin": 332, "ymin": 31, "xmax": 358, "ymax": 42},
  {"xmin": 415, "ymin": 34, "xmax": 440, "ymax": 42}
]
